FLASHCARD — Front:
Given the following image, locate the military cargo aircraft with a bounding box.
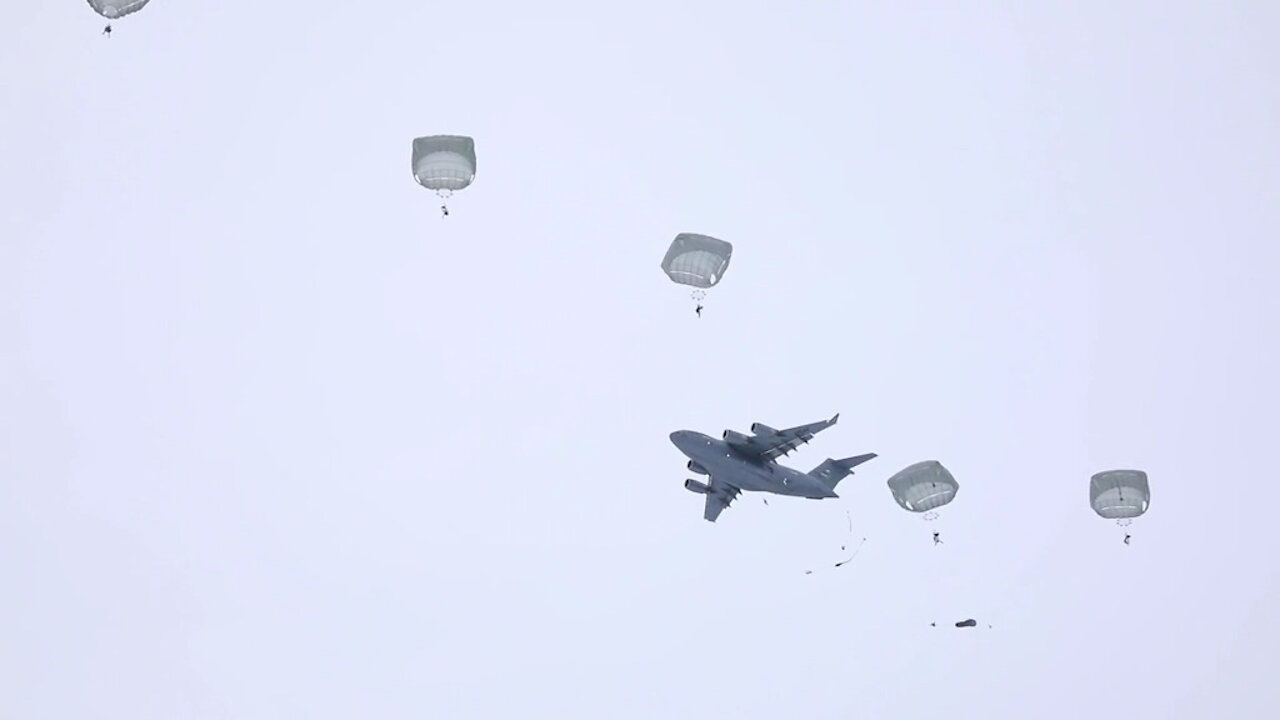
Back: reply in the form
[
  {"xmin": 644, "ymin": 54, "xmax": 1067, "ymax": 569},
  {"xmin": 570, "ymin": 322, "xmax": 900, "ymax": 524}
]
[{"xmin": 670, "ymin": 414, "xmax": 877, "ymax": 522}]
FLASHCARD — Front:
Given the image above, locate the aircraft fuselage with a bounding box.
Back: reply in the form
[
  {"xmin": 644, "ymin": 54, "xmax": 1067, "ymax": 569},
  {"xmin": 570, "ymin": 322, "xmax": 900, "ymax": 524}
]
[{"xmin": 668, "ymin": 430, "xmax": 837, "ymax": 499}]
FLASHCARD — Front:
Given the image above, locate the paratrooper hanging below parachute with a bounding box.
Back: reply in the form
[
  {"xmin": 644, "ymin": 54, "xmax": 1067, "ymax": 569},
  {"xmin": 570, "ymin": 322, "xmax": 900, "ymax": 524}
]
[
  {"xmin": 660, "ymin": 233, "xmax": 732, "ymax": 317},
  {"xmin": 412, "ymin": 135, "xmax": 476, "ymax": 218}
]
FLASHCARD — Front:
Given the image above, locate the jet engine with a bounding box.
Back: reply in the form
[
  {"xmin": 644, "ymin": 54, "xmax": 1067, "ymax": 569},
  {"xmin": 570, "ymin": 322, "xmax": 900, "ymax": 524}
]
[
  {"xmin": 750, "ymin": 422, "xmax": 776, "ymax": 435},
  {"xmin": 684, "ymin": 478, "xmax": 711, "ymax": 494},
  {"xmin": 722, "ymin": 430, "xmax": 750, "ymax": 445},
  {"xmin": 687, "ymin": 460, "xmax": 708, "ymax": 475}
]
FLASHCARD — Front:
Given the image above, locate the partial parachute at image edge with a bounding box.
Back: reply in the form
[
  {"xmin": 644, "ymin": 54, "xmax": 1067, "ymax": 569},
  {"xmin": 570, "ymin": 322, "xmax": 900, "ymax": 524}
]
[{"xmin": 87, "ymin": 0, "xmax": 150, "ymax": 19}]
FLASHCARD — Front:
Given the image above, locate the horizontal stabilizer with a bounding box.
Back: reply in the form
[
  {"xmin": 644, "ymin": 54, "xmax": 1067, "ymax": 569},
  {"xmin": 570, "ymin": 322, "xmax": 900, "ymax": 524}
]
[
  {"xmin": 809, "ymin": 452, "xmax": 878, "ymax": 488},
  {"xmin": 839, "ymin": 452, "xmax": 876, "ymax": 468}
]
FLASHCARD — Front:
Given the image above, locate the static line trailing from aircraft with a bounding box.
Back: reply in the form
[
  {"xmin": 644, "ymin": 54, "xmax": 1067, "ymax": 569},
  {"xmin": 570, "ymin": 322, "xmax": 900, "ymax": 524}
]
[{"xmin": 669, "ymin": 413, "xmax": 877, "ymax": 522}]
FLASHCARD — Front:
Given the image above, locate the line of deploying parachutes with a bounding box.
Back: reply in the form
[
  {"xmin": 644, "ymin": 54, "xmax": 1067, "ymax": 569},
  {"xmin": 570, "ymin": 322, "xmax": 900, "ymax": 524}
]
[
  {"xmin": 330, "ymin": 127, "xmax": 1163, "ymax": 555},
  {"xmin": 883, "ymin": 461, "xmax": 1151, "ymax": 546}
]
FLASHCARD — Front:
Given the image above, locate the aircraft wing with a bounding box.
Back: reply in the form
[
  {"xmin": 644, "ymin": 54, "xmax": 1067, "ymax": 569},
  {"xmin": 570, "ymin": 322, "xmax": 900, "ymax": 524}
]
[
  {"xmin": 729, "ymin": 414, "xmax": 840, "ymax": 462},
  {"xmin": 703, "ymin": 477, "xmax": 742, "ymax": 522}
]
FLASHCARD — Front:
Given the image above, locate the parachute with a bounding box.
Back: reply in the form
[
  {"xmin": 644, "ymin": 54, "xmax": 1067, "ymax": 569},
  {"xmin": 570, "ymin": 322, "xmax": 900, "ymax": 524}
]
[
  {"xmin": 87, "ymin": 0, "xmax": 150, "ymax": 19},
  {"xmin": 1091, "ymin": 469, "xmax": 1150, "ymax": 543},
  {"xmin": 887, "ymin": 460, "xmax": 959, "ymax": 518},
  {"xmin": 411, "ymin": 135, "xmax": 476, "ymax": 217},
  {"xmin": 1090, "ymin": 469, "xmax": 1150, "ymax": 519},
  {"xmin": 887, "ymin": 460, "xmax": 959, "ymax": 543},
  {"xmin": 88, "ymin": 0, "xmax": 148, "ymax": 36},
  {"xmin": 660, "ymin": 233, "xmax": 733, "ymax": 316}
]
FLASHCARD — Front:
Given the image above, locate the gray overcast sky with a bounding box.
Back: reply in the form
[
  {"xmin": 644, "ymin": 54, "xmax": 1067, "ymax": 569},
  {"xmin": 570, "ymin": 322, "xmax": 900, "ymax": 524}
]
[{"xmin": 4, "ymin": 1, "xmax": 1278, "ymax": 718}]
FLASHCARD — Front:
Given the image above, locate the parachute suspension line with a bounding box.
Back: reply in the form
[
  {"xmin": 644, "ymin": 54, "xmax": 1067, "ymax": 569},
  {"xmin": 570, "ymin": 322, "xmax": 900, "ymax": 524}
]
[
  {"xmin": 1115, "ymin": 491, "xmax": 1131, "ymax": 537},
  {"xmin": 924, "ymin": 511, "xmax": 944, "ymax": 546},
  {"xmin": 804, "ymin": 508, "xmax": 865, "ymax": 574},
  {"xmin": 835, "ymin": 536, "xmax": 867, "ymax": 568},
  {"xmin": 926, "ymin": 513, "xmax": 946, "ymax": 621},
  {"xmin": 837, "ymin": 509, "xmax": 865, "ymax": 567},
  {"xmin": 690, "ymin": 289, "xmax": 707, "ymax": 318},
  {"xmin": 1116, "ymin": 517, "xmax": 1133, "ymax": 545},
  {"xmin": 436, "ymin": 189, "xmax": 453, "ymax": 218}
]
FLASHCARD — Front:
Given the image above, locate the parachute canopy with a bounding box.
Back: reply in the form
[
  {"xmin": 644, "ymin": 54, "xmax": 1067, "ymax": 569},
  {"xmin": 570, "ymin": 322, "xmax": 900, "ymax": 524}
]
[
  {"xmin": 87, "ymin": 0, "xmax": 150, "ymax": 19},
  {"xmin": 1090, "ymin": 469, "xmax": 1150, "ymax": 520},
  {"xmin": 661, "ymin": 233, "xmax": 733, "ymax": 289},
  {"xmin": 412, "ymin": 135, "xmax": 476, "ymax": 193},
  {"xmin": 887, "ymin": 460, "xmax": 959, "ymax": 513}
]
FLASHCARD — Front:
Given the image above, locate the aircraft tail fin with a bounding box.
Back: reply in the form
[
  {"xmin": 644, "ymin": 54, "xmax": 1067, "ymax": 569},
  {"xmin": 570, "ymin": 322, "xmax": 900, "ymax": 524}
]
[{"xmin": 808, "ymin": 453, "xmax": 877, "ymax": 488}]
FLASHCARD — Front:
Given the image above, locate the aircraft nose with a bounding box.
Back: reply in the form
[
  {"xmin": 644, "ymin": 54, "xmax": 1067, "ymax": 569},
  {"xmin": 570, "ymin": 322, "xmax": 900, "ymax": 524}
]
[{"xmin": 669, "ymin": 431, "xmax": 688, "ymax": 447}]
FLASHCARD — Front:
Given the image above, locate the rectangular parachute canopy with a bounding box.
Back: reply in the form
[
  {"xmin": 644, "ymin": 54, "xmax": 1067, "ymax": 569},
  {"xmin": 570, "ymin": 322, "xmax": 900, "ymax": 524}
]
[
  {"xmin": 661, "ymin": 233, "xmax": 733, "ymax": 289},
  {"xmin": 886, "ymin": 460, "xmax": 959, "ymax": 514},
  {"xmin": 87, "ymin": 0, "xmax": 150, "ymax": 19},
  {"xmin": 411, "ymin": 135, "xmax": 477, "ymax": 192},
  {"xmin": 1090, "ymin": 469, "xmax": 1150, "ymax": 519}
]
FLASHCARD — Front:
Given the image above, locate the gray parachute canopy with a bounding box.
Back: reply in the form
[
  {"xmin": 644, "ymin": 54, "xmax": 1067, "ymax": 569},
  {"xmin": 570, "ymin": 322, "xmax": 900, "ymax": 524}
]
[
  {"xmin": 661, "ymin": 233, "xmax": 733, "ymax": 289},
  {"xmin": 1090, "ymin": 469, "xmax": 1150, "ymax": 520},
  {"xmin": 87, "ymin": 0, "xmax": 150, "ymax": 19},
  {"xmin": 887, "ymin": 460, "xmax": 959, "ymax": 514},
  {"xmin": 412, "ymin": 135, "xmax": 476, "ymax": 194}
]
